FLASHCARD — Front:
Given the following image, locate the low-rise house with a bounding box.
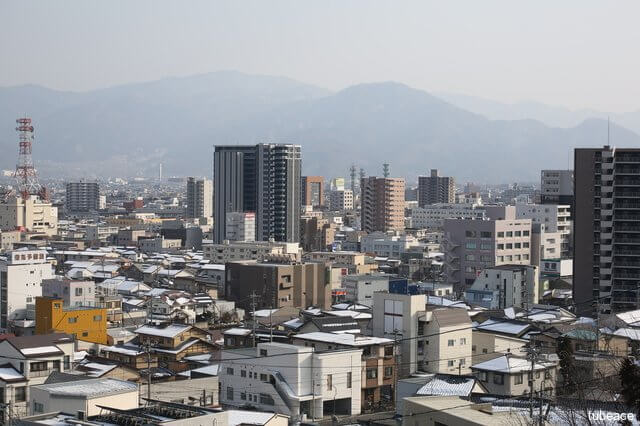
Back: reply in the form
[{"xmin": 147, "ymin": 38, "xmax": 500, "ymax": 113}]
[
  {"xmin": 135, "ymin": 324, "xmax": 219, "ymax": 366},
  {"xmin": 472, "ymin": 318, "xmax": 532, "ymax": 362},
  {"xmin": 101, "ymin": 344, "xmax": 158, "ymax": 370},
  {"xmin": 30, "ymin": 378, "xmax": 139, "ymax": 417},
  {"xmin": 41, "ymin": 277, "xmax": 96, "ymax": 307},
  {"xmin": 396, "ymin": 374, "xmax": 488, "ymax": 415},
  {"xmin": 471, "ymin": 355, "xmax": 557, "ymax": 397},
  {"xmin": 219, "ymin": 342, "xmax": 362, "ymax": 420},
  {"xmin": 291, "ymin": 332, "xmax": 395, "ymax": 412},
  {"xmin": 0, "ymin": 333, "xmax": 75, "ymax": 419},
  {"xmin": 150, "ymin": 291, "xmax": 197, "ymax": 325}
]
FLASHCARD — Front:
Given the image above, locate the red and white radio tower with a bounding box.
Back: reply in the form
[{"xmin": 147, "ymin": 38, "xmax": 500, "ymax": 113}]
[{"xmin": 14, "ymin": 117, "xmax": 47, "ymax": 200}]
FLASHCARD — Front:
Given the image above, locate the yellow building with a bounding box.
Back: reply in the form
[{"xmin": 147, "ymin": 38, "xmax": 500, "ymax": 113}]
[{"xmin": 35, "ymin": 297, "xmax": 108, "ymax": 345}]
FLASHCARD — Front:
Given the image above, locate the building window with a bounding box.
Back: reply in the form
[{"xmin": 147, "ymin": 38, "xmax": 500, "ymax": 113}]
[
  {"xmin": 460, "ymin": 338, "xmax": 466, "ymax": 345},
  {"xmin": 327, "ymin": 374, "xmax": 333, "ymax": 390},
  {"xmin": 68, "ymin": 317, "xmax": 77, "ymax": 324},
  {"xmin": 260, "ymin": 373, "xmax": 268, "ymax": 382},
  {"xmin": 384, "ymin": 346, "xmax": 393, "ymax": 357},
  {"xmin": 477, "ymin": 371, "xmax": 487, "ymax": 382},
  {"xmin": 366, "ymin": 368, "xmax": 377, "ymax": 379},
  {"xmin": 493, "ymin": 373, "xmax": 504, "ymax": 385},
  {"xmin": 260, "ymin": 349, "xmax": 267, "ymax": 357},
  {"xmin": 384, "ymin": 366, "xmax": 393, "ymax": 377},
  {"xmin": 259, "ymin": 393, "xmax": 275, "ymax": 406},
  {"xmin": 93, "ymin": 315, "xmax": 102, "ymax": 321},
  {"xmin": 33, "ymin": 401, "xmax": 44, "ymax": 413},
  {"xmin": 472, "ymin": 345, "xmax": 476, "ymax": 352},
  {"xmin": 241, "ymin": 370, "xmax": 246, "ymax": 377},
  {"xmin": 226, "ymin": 368, "xmax": 234, "ymax": 375},
  {"xmin": 447, "ymin": 360, "xmax": 454, "ymax": 367},
  {"xmin": 30, "ymin": 361, "xmax": 48, "ymax": 372},
  {"xmin": 497, "ymin": 232, "xmax": 504, "ymax": 238},
  {"xmin": 226, "ymin": 387, "xmax": 234, "ymax": 401},
  {"xmin": 515, "ymin": 374, "xmax": 523, "ymax": 384},
  {"xmin": 448, "ymin": 339, "xmax": 455, "ymax": 347},
  {"xmin": 64, "ymin": 356, "xmax": 70, "ymax": 370},
  {"xmin": 82, "ymin": 332, "xmax": 88, "ymax": 337},
  {"xmin": 347, "ymin": 372, "xmax": 352, "ymax": 388},
  {"xmin": 14, "ymin": 386, "xmax": 26, "ymax": 402}
]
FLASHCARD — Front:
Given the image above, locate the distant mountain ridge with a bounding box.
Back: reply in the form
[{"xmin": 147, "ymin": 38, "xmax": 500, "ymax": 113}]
[{"xmin": 0, "ymin": 71, "xmax": 638, "ymax": 182}]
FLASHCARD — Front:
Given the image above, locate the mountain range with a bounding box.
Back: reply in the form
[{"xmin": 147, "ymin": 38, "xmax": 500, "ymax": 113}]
[{"xmin": 1, "ymin": 71, "xmax": 639, "ymax": 183}]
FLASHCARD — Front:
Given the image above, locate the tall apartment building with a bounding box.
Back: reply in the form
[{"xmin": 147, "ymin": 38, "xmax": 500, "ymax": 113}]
[
  {"xmin": 0, "ymin": 250, "xmax": 53, "ymax": 331},
  {"xmin": 186, "ymin": 177, "xmax": 213, "ymax": 219},
  {"xmin": 418, "ymin": 169, "xmax": 455, "ymax": 207},
  {"xmin": 443, "ymin": 206, "xmax": 532, "ymax": 290},
  {"xmin": 214, "ymin": 144, "xmax": 301, "ymax": 243},
  {"xmin": 360, "ymin": 177, "xmax": 405, "ymax": 233},
  {"xmin": 225, "ymin": 212, "xmax": 256, "ymax": 242},
  {"xmin": 541, "ymin": 169, "xmax": 574, "ymax": 205},
  {"xmin": 65, "ymin": 181, "xmax": 100, "ymax": 213},
  {"xmin": 574, "ymin": 147, "xmax": 640, "ymax": 315},
  {"xmin": 301, "ymin": 176, "xmax": 324, "ymax": 207},
  {"xmin": 0, "ymin": 195, "xmax": 58, "ymax": 237},
  {"xmin": 329, "ymin": 189, "xmax": 354, "ymax": 211}
]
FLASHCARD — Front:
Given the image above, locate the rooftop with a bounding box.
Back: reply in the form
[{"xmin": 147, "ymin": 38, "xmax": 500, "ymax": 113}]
[{"xmin": 32, "ymin": 378, "xmax": 138, "ymax": 398}]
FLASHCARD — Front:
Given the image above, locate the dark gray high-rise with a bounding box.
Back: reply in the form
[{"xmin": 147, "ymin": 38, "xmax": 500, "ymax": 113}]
[
  {"xmin": 214, "ymin": 144, "xmax": 301, "ymax": 243},
  {"xmin": 418, "ymin": 169, "xmax": 455, "ymax": 207},
  {"xmin": 65, "ymin": 181, "xmax": 100, "ymax": 213},
  {"xmin": 574, "ymin": 146, "xmax": 640, "ymax": 316}
]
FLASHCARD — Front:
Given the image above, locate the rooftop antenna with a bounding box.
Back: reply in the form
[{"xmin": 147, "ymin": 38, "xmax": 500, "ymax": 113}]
[
  {"xmin": 383, "ymin": 163, "xmax": 390, "ymax": 178},
  {"xmin": 349, "ymin": 164, "xmax": 357, "ymax": 193},
  {"xmin": 607, "ymin": 116, "xmax": 610, "ymax": 146}
]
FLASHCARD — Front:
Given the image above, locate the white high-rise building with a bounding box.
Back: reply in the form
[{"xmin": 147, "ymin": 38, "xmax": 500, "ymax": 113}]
[
  {"xmin": 0, "ymin": 249, "xmax": 53, "ymax": 331},
  {"xmin": 225, "ymin": 212, "xmax": 256, "ymax": 242}
]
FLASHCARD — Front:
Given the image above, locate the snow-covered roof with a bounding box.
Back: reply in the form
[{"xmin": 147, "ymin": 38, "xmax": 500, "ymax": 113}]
[
  {"xmin": 283, "ymin": 318, "xmax": 305, "ymax": 330},
  {"xmin": 80, "ymin": 362, "xmax": 118, "ymax": 377},
  {"xmin": 427, "ymin": 296, "xmax": 470, "ymax": 310},
  {"xmin": 253, "ymin": 309, "xmax": 278, "ymax": 318},
  {"xmin": 184, "ymin": 353, "xmax": 214, "ymax": 364},
  {"xmin": 190, "ymin": 364, "xmax": 219, "ymax": 376},
  {"xmin": 224, "ymin": 328, "xmax": 252, "ymax": 336},
  {"xmin": 324, "ymin": 310, "xmax": 372, "ymax": 320},
  {"xmin": 153, "ymin": 339, "xmax": 201, "ymax": 354},
  {"xmin": 0, "ymin": 366, "xmax": 25, "ymax": 382},
  {"xmin": 294, "ymin": 332, "xmax": 392, "ymax": 347},
  {"xmin": 135, "ymin": 324, "xmax": 191, "ymax": 338},
  {"xmin": 33, "ymin": 378, "xmax": 138, "ymax": 397},
  {"xmin": 475, "ymin": 319, "xmax": 530, "ymax": 336},
  {"xmin": 226, "ymin": 410, "xmax": 280, "ymax": 426},
  {"xmin": 73, "ymin": 351, "xmax": 88, "ymax": 361},
  {"xmin": 612, "ymin": 328, "xmax": 640, "ymax": 341},
  {"xmin": 20, "ymin": 346, "xmax": 63, "ymax": 356},
  {"xmin": 101, "ymin": 345, "xmax": 145, "ymax": 356},
  {"xmin": 415, "ymin": 375, "xmax": 478, "ymax": 397},
  {"xmin": 331, "ymin": 303, "xmax": 370, "ymax": 311},
  {"xmin": 616, "ymin": 309, "xmax": 640, "ymax": 327},
  {"xmin": 472, "ymin": 355, "xmax": 554, "ymax": 373},
  {"xmin": 200, "ymin": 264, "xmax": 225, "ymax": 271}
]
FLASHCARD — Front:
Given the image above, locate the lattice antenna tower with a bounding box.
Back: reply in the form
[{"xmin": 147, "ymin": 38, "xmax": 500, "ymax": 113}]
[{"xmin": 14, "ymin": 117, "xmax": 46, "ymax": 200}]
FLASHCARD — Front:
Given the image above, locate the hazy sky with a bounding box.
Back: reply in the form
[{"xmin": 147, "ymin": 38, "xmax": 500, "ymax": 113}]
[{"xmin": 2, "ymin": 1, "xmax": 639, "ymax": 112}]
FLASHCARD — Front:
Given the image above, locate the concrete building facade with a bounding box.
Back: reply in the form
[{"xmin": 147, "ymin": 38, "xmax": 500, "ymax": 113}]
[
  {"xmin": 301, "ymin": 176, "xmax": 324, "ymax": 207},
  {"xmin": 360, "ymin": 177, "xmax": 405, "ymax": 233},
  {"xmin": 443, "ymin": 210, "xmax": 532, "ymax": 290},
  {"xmin": 329, "ymin": 189, "xmax": 354, "ymax": 211},
  {"xmin": 186, "ymin": 177, "xmax": 213, "ymax": 219},
  {"xmin": 0, "ymin": 196, "xmax": 58, "ymax": 237},
  {"xmin": 225, "ymin": 212, "xmax": 256, "ymax": 242},
  {"xmin": 541, "ymin": 169, "xmax": 573, "ymax": 205}
]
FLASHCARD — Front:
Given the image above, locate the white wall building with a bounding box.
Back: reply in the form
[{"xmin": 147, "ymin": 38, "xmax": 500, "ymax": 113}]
[
  {"xmin": 515, "ymin": 203, "xmax": 571, "ymax": 256},
  {"xmin": 219, "ymin": 342, "xmax": 362, "ymax": 421},
  {"xmin": 409, "ymin": 203, "xmax": 485, "ymax": 230},
  {"xmin": 360, "ymin": 233, "xmax": 422, "ymax": 259},
  {"xmin": 464, "ymin": 265, "xmax": 539, "ymax": 309},
  {"xmin": 342, "ymin": 274, "xmax": 390, "ymax": 306},
  {"xmin": 225, "ymin": 212, "xmax": 256, "ymax": 242},
  {"xmin": 203, "ymin": 241, "xmax": 301, "ymax": 263},
  {"xmin": 329, "ymin": 190, "xmax": 354, "ymax": 211},
  {"xmin": 0, "ymin": 250, "xmax": 53, "ymax": 331},
  {"xmin": 0, "ymin": 196, "xmax": 58, "ymax": 237}
]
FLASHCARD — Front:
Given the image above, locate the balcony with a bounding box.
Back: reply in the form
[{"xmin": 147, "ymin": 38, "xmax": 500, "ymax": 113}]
[
  {"xmin": 28, "ymin": 367, "xmax": 61, "ymax": 378},
  {"xmin": 615, "ymin": 225, "xmax": 640, "ymax": 232}
]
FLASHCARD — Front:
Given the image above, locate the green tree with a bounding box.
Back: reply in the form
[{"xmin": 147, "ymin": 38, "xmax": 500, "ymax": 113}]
[{"xmin": 619, "ymin": 357, "xmax": 640, "ymax": 417}]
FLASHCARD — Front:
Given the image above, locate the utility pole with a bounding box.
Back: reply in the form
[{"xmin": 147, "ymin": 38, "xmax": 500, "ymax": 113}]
[
  {"xmin": 538, "ymin": 379, "xmax": 544, "ymax": 426},
  {"xmin": 269, "ymin": 306, "xmax": 273, "ymax": 343},
  {"xmin": 147, "ymin": 343, "xmax": 152, "ymax": 402},
  {"xmin": 251, "ymin": 292, "xmax": 257, "ymax": 347},
  {"xmin": 527, "ymin": 347, "xmax": 537, "ymax": 420},
  {"xmin": 393, "ymin": 328, "xmax": 400, "ymax": 411}
]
